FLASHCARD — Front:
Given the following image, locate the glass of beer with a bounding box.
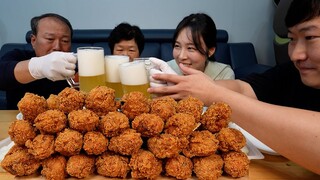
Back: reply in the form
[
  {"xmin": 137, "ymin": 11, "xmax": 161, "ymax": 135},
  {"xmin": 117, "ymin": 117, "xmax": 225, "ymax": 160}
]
[
  {"xmin": 119, "ymin": 60, "xmax": 150, "ymax": 98},
  {"xmin": 105, "ymin": 55, "xmax": 129, "ymax": 99},
  {"xmin": 77, "ymin": 47, "xmax": 106, "ymax": 93}
]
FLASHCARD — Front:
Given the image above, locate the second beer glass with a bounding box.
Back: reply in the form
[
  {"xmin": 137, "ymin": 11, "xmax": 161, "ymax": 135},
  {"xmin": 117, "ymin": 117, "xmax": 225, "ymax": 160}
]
[
  {"xmin": 77, "ymin": 47, "xmax": 106, "ymax": 93},
  {"xmin": 119, "ymin": 60, "xmax": 150, "ymax": 98},
  {"xmin": 105, "ymin": 55, "xmax": 129, "ymax": 99}
]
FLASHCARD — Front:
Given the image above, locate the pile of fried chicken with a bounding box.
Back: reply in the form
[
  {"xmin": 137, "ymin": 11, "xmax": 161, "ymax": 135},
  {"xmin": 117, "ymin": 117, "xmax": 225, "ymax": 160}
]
[{"xmin": 1, "ymin": 86, "xmax": 249, "ymax": 180}]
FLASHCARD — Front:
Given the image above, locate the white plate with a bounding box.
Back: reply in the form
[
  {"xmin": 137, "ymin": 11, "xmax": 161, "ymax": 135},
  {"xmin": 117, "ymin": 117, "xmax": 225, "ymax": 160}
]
[
  {"xmin": 229, "ymin": 122, "xmax": 280, "ymax": 155},
  {"xmin": 16, "ymin": 112, "xmax": 23, "ymax": 120},
  {"xmin": 244, "ymin": 137, "xmax": 264, "ymax": 159},
  {"xmin": 0, "ymin": 137, "xmax": 14, "ymax": 162}
]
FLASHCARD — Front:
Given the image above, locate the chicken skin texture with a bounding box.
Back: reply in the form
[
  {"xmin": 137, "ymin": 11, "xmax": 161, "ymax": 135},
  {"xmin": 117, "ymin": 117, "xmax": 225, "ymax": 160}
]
[
  {"xmin": 96, "ymin": 152, "xmax": 130, "ymax": 178},
  {"xmin": 68, "ymin": 109, "xmax": 99, "ymax": 133},
  {"xmin": 57, "ymin": 87, "xmax": 86, "ymax": 114},
  {"xmin": 85, "ymin": 86, "xmax": 119, "ymax": 116},
  {"xmin": 120, "ymin": 91, "xmax": 150, "ymax": 120},
  {"xmin": 176, "ymin": 96, "xmax": 203, "ymax": 122},
  {"xmin": 132, "ymin": 113, "xmax": 164, "ymax": 137},
  {"xmin": 54, "ymin": 128, "xmax": 83, "ymax": 156},
  {"xmin": 150, "ymin": 96, "xmax": 177, "ymax": 121},
  {"xmin": 165, "ymin": 154, "xmax": 193, "ymax": 179},
  {"xmin": 129, "ymin": 149, "xmax": 162, "ymax": 179},
  {"xmin": 1, "ymin": 145, "xmax": 40, "ymax": 176},
  {"xmin": 17, "ymin": 92, "xmax": 48, "ymax": 123},
  {"xmin": 99, "ymin": 111, "xmax": 130, "ymax": 137},
  {"xmin": 34, "ymin": 109, "xmax": 67, "ymax": 134},
  {"xmin": 66, "ymin": 154, "xmax": 95, "ymax": 178},
  {"xmin": 25, "ymin": 134, "xmax": 55, "ymax": 160},
  {"xmin": 41, "ymin": 155, "xmax": 67, "ymax": 180},
  {"xmin": 201, "ymin": 102, "xmax": 232, "ymax": 133},
  {"xmin": 83, "ymin": 131, "xmax": 108, "ymax": 155},
  {"xmin": 8, "ymin": 120, "xmax": 36, "ymax": 146}
]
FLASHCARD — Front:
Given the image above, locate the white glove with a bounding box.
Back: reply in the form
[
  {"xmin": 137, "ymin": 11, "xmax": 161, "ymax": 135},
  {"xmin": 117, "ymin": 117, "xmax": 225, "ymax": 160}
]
[
  {"xmin": 28, "ymin": 51, "xmax": 77, "ymax": 81},
  {"xmin": 149, "ymin": 57, "xmax": 177, "ymax": 87}
]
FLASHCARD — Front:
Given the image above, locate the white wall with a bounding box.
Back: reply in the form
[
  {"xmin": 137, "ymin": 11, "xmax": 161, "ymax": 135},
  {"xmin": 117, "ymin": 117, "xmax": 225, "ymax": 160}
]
[{"xmin": 0, "ymin": 0, "xmax": 277, "ymax": 66}]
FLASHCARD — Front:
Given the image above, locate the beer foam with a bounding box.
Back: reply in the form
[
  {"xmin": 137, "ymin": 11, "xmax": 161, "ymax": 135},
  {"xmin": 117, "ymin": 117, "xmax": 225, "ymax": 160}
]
[
  {"xmin": 119, "ymin": 61, "xmax": 148, "ymax": 85},
  {"xmin": 105, "ymin": 55, "xmax": 129, "ymax": 82},
  {"xmin": 78, "ymin": 48, "xmax": 105, "ymax": 76}
]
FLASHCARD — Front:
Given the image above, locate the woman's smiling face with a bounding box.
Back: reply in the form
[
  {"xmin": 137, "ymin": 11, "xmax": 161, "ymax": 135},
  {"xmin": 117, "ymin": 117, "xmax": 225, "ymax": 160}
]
[{"xmin": 173, "ymin": 27, "xmax": 210, "ymax": 73}]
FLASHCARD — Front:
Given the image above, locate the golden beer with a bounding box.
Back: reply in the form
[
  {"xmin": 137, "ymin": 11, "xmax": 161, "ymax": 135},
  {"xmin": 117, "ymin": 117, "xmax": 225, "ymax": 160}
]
[
  {"xmin": 105, "ymin": 81, "xmax": 124, "ymax": 98},
  {"xmin": 119, "ymin": 60, "xmax": 150, "ymax": 98},
  {"xmin": 77, "ymin": 47, "xmax": 105, "ymax": 93},
  {"xmin": 105, "ymin": 55, "xmax": 129, "ymax": 99},
  {"xmin": 79, "ymin": 74, "xmax": 106, "ymax": 93},
  {"xmin": 122, "ymin": 83, "xmax": 150, "ymax": 98}
]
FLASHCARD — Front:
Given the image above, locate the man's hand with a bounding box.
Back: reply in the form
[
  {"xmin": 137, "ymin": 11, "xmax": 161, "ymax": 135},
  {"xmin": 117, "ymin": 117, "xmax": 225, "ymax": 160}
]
[
  {"xmin": 28, "ymin": 52, "xmax": 77, "ymax": 81},
  {"xmin": 148, "ymin": 63, "xmax": 216, "ymax": 105}
]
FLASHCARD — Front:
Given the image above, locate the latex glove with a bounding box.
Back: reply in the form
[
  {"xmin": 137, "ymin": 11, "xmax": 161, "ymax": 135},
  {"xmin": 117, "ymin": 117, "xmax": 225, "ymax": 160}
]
[
  {"xmin": 28, "ymin": 51, "xmax": 77, "ymax": 81},
  {"xmin": 149, "ymin": 57, "xmax": 177, "ymax": 87}
]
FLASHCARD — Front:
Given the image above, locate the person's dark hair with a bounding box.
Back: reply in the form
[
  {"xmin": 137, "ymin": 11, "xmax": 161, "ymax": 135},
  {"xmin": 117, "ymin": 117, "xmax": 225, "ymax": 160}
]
[
  {"xmin": 108, "ymin": 22, "xmax": 145, "ymax": 55},
  {"xmin": 173, "ymin": 13, "xmax": 217, "ymax": 61},
  {"xmin": 285, "ymin": 0, "xmax": 320, "ymax": 28},
  {"xmin": 31, "ymin": 13, "xmax": 73, "ymax": 38}
]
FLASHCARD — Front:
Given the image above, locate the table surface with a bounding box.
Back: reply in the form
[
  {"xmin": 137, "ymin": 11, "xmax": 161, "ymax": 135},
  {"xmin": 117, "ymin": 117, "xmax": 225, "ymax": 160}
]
[{"xmin": 0, "ymin": 110, "xmax": 319, "ymax": 180}]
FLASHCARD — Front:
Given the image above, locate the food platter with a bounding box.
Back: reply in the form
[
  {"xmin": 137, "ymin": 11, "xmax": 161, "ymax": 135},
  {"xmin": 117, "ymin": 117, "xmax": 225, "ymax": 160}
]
[{"xmin": 0, "ymin": 109, "xmax": 258, "ymax": 179}]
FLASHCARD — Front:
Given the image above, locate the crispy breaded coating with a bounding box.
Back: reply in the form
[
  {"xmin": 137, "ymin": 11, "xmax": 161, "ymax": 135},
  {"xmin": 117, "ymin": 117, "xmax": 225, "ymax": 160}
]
[
  {"xmin": 46, "ymin": 94, "xmax": 59, "ymax": 110},
  {"xmin": 150, "ymin": 96, "xmax": 177, "ymax": 121},
  {"xmin": 85, "ymin": 86, "xmax": 119, "ymax": 116},
  {"xmin": 132, "ymin": 113, "xmax": 164, "ymax": 137},
  {"xmin": 41, "ymin": 155, "xmax": 67, "ymax": 180},
  {"xmin": 5, "ymin": 88, "xmax": 252, "ymax": 179},
  {"xmin": 183, "ymin": 130, "xmax": 219, "ymax": 158},
  {"xmin": 222, "ymin": 151, "xmax": 250, "ymax": 178},
  {"xmin": 8, "ymin": 120, "xmax": 36, "ymax": 146},
  {"xmin": 201, "ymin": 102, "xmax": 232, "ymax": 133},
  {"xmin": 1, "ymin": 145, "xmax": 40, "ymax": 176},
  {"xmin": 58, "ymin": 87, "xmax": 86, "ymax": 114},
  {"xmin": 193, "ymin": 154, "xmax": 224, "ymax": 180},
  {"xmin": 25, "ymin": 134, "xmax": 55, "ymax": 160},
  {"xmin": 17, "ymin": 92, "xmax": 48, "ymax": 123},
  {"xmin": 165, "ymin": 113, "xmax": 197, "ymax": 137},
  {"xmin": 55, "ymin": 128, "xmax": 83, "ymax": 156},
  {"xmin": 83, "ymin": 131, "xmax": 108, "ymax": 155},
  {"xmin": 129, "ymin": 149, "xmax": 162, "ymax": 179},
  {"xmin": 165, "ymin": 154, "xmax": 193, "ymax": 179},
  {"xmin": 108, "ymin": 129, "xmax": 143, "ymax": 156},
  {"xmin": 120, "ymin": 91, "xmax": 150, "ymax": 120},
  {"xmin": 66, "ymin": 154, "xmax": 95, "ymax": 178},
  {"xmin": 176, "ymin": 96, "xmax": 203, "ymax": 122},
  {"xmin": 96, "ymin": 152, "xmax": 130, "ymax": 178},
  {"xmin": 34, "ymin": 109, "xmax": 67, "ymax": 134},
  {"xmin": 147, "ymin": 133, "xmax": 183, "ymax": 159},
  {"xmin": 217, "ymin": 128, "xmax": 246, "ymax": 152},
  {"xmin": 68, "ymin": 109, "xmax": 99, "ymax": 133},
  {"xmin": 99, "ymin": 111, "xmax": 130, "ymax": 137}
]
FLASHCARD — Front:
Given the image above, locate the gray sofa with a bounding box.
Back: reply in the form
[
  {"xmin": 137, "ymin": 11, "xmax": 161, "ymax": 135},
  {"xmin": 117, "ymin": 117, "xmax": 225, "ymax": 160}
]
[{"xmin": 0, "ymin": 29, "xmax": 271, "ymax": 109}]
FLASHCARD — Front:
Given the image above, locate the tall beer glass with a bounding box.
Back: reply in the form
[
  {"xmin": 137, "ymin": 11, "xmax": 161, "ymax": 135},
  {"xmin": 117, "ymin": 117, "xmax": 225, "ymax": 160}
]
[
  {"xmin": 105, "ymin": 55, "xmax": 129, "ymax": 99},
  {"xmin": 119, "ymin": 60, "xmax": 150, "ymax": 98},
  {"xmin": 77, "ymin": 47, "xmax": 106, "ymax": 93}
]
